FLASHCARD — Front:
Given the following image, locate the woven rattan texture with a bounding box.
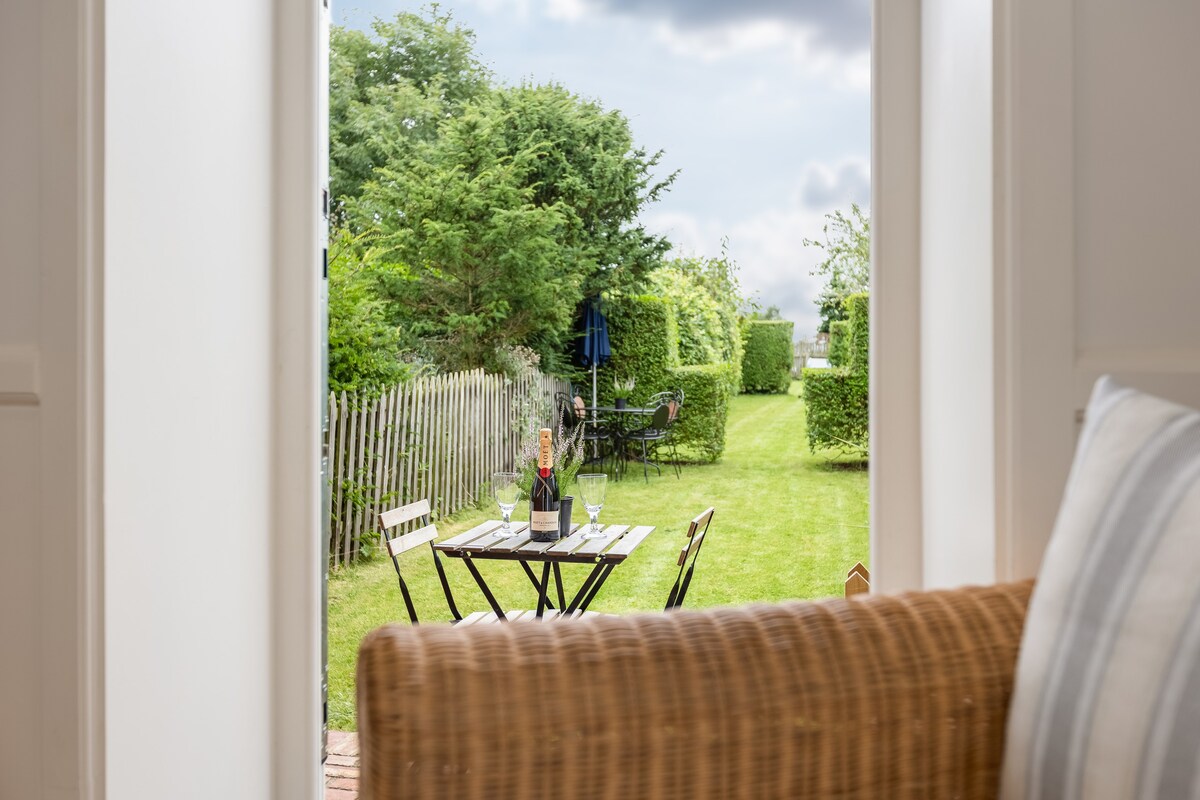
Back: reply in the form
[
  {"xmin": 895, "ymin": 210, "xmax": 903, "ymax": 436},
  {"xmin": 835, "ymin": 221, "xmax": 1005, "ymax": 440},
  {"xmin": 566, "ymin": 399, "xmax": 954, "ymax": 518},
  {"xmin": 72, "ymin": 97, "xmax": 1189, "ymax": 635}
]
[{"xmin": 357, "ymin": 581, "xmax": 1033, "ymax": 800}]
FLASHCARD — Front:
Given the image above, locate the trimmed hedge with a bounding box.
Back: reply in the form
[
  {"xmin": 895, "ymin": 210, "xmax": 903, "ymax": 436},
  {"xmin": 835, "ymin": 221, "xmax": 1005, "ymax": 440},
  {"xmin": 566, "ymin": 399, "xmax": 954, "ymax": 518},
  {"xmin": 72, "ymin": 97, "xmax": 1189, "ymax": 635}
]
[
  {"xmin": 827, "ymin": 320, "xmax": 849, "ymax": 368},
  {"xmin": 801, "ymin": 368, "xmax": 868, "ymax": 454},
  {"xmin": 669, "ymin": 363, "xmax": 736, "ymax": 462},
  {"xmin": 740, "ymin": 320, "xmax": 794, "ymax": 393},
  {"xmin": 802, "ymin": 291, "xmax": 869, "ymax": 456},
  {"xmin": 844, "ymin": 293, "xmax": 869, "ymax": 373},
  {"xmin": 598, "ymin": 295, "xmax": 734, "ymax": 462}
]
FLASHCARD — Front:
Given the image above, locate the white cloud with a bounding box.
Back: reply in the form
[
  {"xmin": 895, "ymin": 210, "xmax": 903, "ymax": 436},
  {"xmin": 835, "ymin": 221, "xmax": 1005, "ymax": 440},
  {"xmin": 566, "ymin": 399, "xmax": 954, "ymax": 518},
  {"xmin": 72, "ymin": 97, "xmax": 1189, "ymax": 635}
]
[
  {"xmin": 643, "ymin": 159, "xmax": 871, "ymax": 340},
  {"xmin": 798, "ymin": 159, "xmax": 870, "ymax": 210}
]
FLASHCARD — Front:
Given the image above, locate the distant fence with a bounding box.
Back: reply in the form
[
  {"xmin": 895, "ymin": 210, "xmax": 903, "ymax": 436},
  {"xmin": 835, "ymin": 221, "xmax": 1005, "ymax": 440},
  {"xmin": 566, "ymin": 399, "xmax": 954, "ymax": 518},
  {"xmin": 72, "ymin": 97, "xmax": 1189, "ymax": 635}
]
[
  {"xmin": 325, "ymin": 369, "xmax": 569, "ymax": 567},
  {"xmin": 793, "ymin": 338, "xmax": 831, "ymax": 376}
]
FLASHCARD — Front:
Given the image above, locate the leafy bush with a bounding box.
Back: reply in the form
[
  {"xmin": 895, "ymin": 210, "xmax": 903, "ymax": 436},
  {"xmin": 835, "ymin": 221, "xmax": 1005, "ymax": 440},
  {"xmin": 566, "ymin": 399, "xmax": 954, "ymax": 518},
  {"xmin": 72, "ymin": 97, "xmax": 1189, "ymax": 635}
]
[
  {"xmin": 802, "ymin": 291, "xmax": 869, "ymax": 457},
  {"xmin": 801, "ymin": 369, "xmax": 869, "ymax": 455},
  {"xmin": 740, "ymin": 320, "xmax": 793, "ymax": 393},
  {"xmin": 596, "ymin": 295, "xmax": 679, "ymax": 406},
  {"xmin": 669, "ymin": 363, "xmax": 736, "ymax": 462},
  {"xmin": 844, "ymin": 292, "xmax": 870, "ymax": 373},
  {"xmin": 644, "ymin": 255, "xmax": 746, "ymax": 390},
  {"xmin": 599, "ymin": 295, "xmax": 734, "ymax": 462},
  {"xmin": 327, "ymin": 233, "xmax": 411, "ymax": 393},
  {"xmin": 828, "ymin": 320, "xmax": 849, "ymax": 368}
]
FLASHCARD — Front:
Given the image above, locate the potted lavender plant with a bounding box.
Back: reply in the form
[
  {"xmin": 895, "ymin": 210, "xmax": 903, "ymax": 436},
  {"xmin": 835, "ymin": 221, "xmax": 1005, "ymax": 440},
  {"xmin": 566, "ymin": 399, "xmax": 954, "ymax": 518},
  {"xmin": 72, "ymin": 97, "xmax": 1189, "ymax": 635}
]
[{"xmin": 612, "ymin": 375, "xmax": 636, "ymax": 410}]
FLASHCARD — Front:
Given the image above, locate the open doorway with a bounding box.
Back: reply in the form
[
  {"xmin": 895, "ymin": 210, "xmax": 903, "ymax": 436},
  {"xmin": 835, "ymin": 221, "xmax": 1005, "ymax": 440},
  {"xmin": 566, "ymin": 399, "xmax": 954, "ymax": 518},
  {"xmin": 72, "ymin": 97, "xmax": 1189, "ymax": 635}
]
[{"xmin": 322, "ymin": 1, "xmax": 870, "ymax": 792}]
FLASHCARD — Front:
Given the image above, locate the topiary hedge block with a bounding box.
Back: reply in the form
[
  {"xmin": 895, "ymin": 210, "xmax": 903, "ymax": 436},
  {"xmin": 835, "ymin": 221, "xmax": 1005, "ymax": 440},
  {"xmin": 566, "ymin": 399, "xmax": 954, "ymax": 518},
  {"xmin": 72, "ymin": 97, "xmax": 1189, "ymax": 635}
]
[
  {"xmin": 801, "ymin": 368, "xmax": 868, "ymax": 455},
  {"xmin": 740, "ymin": 320, "xmax": 794, "ymax": 394},
  {"xmin": 597, "ymin": 295, "xmax": 678, "ymax": 406},
  {"xmin": 828, "ymin": 320, "xmax": 849, "ymax": 368},
  {"xmin": 843, "ymin": 292, "xmax": 869, "ymax": 374},
  {"xmin": 670, "ymin": 362, "xmax": 736, "ymax": 462},
  {"xmin": 598, "ymin": 295, "xmax": 735, "ymax": 462}
]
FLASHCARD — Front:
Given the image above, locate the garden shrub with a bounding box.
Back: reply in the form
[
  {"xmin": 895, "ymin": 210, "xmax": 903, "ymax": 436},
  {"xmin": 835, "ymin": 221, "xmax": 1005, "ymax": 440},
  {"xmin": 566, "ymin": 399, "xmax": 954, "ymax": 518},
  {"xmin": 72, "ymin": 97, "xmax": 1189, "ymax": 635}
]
[
  {"xmin": 669, "ymin": 363, "xmax": 736, "ymax": 462},
  {"xmin": 844, "ymin": 292, "xmax": 870, "ymax": 373},
  {"xmin": 599, "ymin": 294, "xmax": 735, "ymax": 462},
  {"xmin": 740, "ymin": 320, "xmax": 793, "ymax": 393},
  {"xmin": 802, "ymin": 292, "xmax": 869, "ymax": 456},
  {"xmin": 827, "ymin": 320, "xmax": 849, "ymax": 368},
  {"xmin": 801, "ymin": 369, "xmax": 868, "ymax": 454},
  {"xmin": 596, "ymin": 295, "xmax": 678, "ymax": 405}
]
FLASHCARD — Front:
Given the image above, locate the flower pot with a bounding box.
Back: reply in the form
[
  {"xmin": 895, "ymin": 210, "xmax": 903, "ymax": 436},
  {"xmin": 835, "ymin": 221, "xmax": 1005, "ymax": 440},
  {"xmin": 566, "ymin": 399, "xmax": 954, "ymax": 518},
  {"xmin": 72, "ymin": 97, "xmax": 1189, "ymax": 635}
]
[
  {"xmin": 559, "ymin": 496, "xmax": 573, "ymax": 538},
  {"xmin": 614, "ymin": 397, "xmax": 627, "ymax": 410}
]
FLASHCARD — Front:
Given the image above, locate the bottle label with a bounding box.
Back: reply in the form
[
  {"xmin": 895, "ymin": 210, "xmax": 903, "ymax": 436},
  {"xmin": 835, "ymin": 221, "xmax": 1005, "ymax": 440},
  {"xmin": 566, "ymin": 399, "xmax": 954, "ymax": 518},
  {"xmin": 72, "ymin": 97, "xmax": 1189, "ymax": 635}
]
[{"xmin": 530, "ymin": 510, "xmax": 559, "ymax": 531}]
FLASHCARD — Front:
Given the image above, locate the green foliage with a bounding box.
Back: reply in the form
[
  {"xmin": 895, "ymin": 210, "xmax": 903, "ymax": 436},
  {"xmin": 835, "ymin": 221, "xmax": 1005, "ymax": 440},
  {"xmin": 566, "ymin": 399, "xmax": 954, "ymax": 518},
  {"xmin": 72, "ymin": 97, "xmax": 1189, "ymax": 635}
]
[
  {"xmin": 827, "ymin": 320, "xmax": 849, "ymax": 368},
  {"xmin": 327, "ymin": 232, "xmax": 411, "ymax": 393},
  {"xmin": 351, "ymin": 105, "xmax": 578, "ymax": 373},
  {"xmin": 598, "ymin": 295, "xmax": 734, "ymax": 462},
  {"xmin": 844, "ymin": 292, "xmax": 870, "ymax": 373},
  {"xmin": 330, "ymin": 8, "xmax": 490, "ymax": 219},
  {"xmin": 805, "ymin": 204, "xmax": 870, "ymax": 333},
  {"xmin": 669, "ymin": 363, "xmax": 736, "ymax": 462},
  {"xmin": 801, "ymin": 369, "xmax": 869, "ymax": 456},
  {"xmin": 801, "ymin": 292, "xmax": 870, "ymax": 457},
  {"xmin": 484, "ymin": 84, "xmax": 676, "ymax": 299},
  {"xmin": 597, "ymin": 295, "xmax": 678, "ymax": 406},
  {"xmin": 644, "ymin": 254, "xmax": 745, "ymax": 384},
  {"xmin": 332, "ymin": 11, "xmax": 677, "ymax": 371},
  {"xmin": 740, "ymin": 321, "xmax": 794, "ymax": 394}
]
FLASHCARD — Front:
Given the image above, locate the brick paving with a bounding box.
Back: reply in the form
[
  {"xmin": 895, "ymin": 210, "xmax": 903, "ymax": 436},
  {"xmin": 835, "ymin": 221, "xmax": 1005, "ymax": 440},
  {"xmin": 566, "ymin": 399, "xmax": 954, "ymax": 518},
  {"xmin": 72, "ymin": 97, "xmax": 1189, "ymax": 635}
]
[{"xmin": 325, "ymin": 731, "xmax": 360, "ymax": 799}]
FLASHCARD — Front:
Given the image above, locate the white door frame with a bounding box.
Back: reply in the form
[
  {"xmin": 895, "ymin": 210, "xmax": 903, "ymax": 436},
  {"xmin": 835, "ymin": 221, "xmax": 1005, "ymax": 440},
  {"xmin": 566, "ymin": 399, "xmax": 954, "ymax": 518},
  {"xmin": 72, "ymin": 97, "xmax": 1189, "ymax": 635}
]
[{"xmin": 870, "ymin": 0, "xmax": 925, "ymax": 593}]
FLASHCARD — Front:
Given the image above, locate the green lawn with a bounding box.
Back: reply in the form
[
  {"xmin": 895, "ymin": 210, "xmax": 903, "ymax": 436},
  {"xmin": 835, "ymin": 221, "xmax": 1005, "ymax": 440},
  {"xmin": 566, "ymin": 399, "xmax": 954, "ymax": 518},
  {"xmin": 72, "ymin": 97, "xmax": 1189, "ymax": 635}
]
[{"xmin": 326, "ymin": 380, "xmax": 868, "ymax": 730}]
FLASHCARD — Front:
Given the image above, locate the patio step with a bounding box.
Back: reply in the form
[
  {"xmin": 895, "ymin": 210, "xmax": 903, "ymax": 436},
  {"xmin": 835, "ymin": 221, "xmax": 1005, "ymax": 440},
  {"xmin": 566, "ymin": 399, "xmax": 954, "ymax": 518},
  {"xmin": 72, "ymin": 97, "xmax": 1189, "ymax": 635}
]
[{"xmin": 325, "ymin": 731, "xmax": 360, "ymax": 799}]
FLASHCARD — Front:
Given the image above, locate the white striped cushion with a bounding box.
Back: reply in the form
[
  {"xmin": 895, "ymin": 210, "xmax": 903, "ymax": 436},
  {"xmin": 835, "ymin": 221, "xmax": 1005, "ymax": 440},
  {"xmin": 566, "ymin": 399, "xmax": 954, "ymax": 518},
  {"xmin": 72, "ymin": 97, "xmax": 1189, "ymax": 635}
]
[{"xmin": 1001, "ymin": 376, "xmax": 1200, "ymax": 800}]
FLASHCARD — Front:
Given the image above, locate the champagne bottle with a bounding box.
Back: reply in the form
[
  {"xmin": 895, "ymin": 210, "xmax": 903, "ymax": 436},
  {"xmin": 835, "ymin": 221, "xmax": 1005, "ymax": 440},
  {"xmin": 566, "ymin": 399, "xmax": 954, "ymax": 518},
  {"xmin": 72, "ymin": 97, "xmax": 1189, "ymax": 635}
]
[{"xmin": 529, "ymin": 427, "xmax": 560, "ymax": 542}]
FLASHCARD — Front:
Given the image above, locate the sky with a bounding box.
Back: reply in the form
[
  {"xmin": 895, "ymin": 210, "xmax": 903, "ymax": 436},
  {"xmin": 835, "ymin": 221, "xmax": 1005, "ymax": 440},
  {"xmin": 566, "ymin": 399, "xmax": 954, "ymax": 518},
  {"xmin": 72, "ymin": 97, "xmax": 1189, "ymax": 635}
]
[{"xmin": 335, "ymin": 0, "xmax": 871, "ymax": 338}]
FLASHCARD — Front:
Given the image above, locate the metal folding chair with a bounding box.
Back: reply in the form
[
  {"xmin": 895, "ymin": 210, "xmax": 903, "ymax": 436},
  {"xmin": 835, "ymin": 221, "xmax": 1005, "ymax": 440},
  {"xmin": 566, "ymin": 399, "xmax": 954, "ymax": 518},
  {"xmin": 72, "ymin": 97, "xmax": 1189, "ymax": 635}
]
[
  {"xmin": 377, "ymin": 499, "xmax": 462, "ymax": 625},
  {"xmin": 665, "ymin": 507, "xmax": 715, "ymax": 610}
]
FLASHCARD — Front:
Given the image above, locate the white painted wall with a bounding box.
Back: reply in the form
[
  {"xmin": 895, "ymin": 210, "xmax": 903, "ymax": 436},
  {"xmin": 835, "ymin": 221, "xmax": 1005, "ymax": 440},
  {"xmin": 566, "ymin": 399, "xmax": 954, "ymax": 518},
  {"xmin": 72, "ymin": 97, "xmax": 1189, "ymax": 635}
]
[
  {"xmin": 994, "ymin": 0, "xmax": 1200, "ymax": 578},
  {"xmin": 918, "ymin": 0, "xmax": 997, "ymax": 588}
]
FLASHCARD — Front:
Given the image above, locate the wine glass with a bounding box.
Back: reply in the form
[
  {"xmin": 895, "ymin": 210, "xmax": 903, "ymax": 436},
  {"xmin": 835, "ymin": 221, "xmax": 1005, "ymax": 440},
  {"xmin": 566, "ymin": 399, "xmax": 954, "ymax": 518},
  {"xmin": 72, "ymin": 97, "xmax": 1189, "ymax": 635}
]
[
  {"xmin": 492, "ymin": 472, "xmax": 521, "ymax": 537},
  {"xmin": 577, "ymin": 473, "xmax": 607, "ymax": 539}
]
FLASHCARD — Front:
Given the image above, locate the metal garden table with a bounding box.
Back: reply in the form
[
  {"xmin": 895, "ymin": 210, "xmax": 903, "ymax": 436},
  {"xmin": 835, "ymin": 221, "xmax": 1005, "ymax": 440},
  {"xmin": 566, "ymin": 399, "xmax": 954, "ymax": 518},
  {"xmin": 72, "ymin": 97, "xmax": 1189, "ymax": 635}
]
[
  {"xmin": 585, "ymin": 405, "xmax": 655, "ymax": 480},
  {"xmin": 433, "ymin": 519, "xmax": 655, "ymax": 620}
]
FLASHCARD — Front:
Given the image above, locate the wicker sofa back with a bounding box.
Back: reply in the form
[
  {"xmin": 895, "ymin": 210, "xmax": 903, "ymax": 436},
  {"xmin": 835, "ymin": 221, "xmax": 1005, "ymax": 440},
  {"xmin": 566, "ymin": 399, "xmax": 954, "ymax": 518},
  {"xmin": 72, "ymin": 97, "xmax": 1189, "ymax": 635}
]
[{"xmin": 356, "ymin": 581, "xmax": 1033, "ymax": 800}]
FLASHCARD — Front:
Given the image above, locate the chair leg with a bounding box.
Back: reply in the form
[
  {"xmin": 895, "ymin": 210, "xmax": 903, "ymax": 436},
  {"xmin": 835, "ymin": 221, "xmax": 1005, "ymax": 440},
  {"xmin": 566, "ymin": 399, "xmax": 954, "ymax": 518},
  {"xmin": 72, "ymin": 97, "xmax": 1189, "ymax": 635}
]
[{"xmin": 642, "ymin": 440, "xmax": 649, "ymax": 483}]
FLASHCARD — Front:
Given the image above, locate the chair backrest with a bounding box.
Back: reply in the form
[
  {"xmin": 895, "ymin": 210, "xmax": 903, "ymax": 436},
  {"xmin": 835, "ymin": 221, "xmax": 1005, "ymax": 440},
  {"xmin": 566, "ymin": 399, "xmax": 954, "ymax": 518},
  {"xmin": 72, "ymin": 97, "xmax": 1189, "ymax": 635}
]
[
  {"xmin": 649, "ymin": 402, "xmax": 672, "ymax": 430},
  {"xmin": 572, "ymin": 395, "xmax": 587, "ymax": 419},
  {"xmin": 378, "ymin": 499, "xmax": 461, "ymax": 625},
  {"xmin": 648, "ymin": 391, "xmax": 674, "ymax": 407},
  {"xmin": 665, "ymin": 507, "xmax": 715, "ymax": 610}
]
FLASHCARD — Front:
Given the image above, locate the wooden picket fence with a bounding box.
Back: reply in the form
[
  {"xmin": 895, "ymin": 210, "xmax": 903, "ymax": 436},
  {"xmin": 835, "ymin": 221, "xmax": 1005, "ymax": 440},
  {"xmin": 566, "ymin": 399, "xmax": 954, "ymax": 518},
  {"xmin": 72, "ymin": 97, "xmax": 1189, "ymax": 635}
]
[{"xmin": 325, "ymin": 369, "xmax": 570, "ymax": 567}]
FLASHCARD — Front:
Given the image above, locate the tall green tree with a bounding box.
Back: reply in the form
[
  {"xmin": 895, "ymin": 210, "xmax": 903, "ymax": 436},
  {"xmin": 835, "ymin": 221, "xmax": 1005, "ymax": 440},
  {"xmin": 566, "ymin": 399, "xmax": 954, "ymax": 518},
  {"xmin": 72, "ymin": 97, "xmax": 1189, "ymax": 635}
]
[
  {"xmin": 483, "ymin": 83, "xmax": 676, "ymax": 297},
  {"xmin": 350, "ymin": 106, "xmax": 578, "ymax": 372},
  {"xmin": 804, "ymin": 204, "xmax": 870, "ymax": 332},
  {"xmin": 330, "ymin": 7, "xmax": 490, "ymax": 219}
]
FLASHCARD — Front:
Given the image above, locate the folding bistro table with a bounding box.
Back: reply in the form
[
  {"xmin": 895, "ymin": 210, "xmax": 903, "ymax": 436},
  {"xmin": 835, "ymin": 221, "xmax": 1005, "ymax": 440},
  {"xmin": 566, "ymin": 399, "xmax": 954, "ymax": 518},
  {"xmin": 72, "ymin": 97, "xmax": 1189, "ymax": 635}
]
[{"xmin": 433, "ymin": 520, "xmax": 655, "ymax": 620}]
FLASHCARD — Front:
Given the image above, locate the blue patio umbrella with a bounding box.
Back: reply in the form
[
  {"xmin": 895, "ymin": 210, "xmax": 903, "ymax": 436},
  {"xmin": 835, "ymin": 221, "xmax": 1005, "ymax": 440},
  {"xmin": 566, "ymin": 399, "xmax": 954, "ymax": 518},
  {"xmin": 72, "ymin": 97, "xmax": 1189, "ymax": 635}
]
[{"xmin": 576, "ymin": 299, "xmax": 611, "ymax": 450}]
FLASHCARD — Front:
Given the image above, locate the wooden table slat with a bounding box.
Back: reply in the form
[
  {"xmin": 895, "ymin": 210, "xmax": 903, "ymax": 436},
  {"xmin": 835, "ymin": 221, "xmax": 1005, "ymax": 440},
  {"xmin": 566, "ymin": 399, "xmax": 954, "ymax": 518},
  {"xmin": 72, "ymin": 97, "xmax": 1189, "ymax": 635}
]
[
  {"xmin": 544, "ymin": 525, "xmax": 594, "ymax": 555},
  {"xmin": 461, "ymin": 522, "xmax": 530, "ymax": 552},
  {"xmin": 602, "ymin": 525, "xmax": 655, "ymax": 561},
  {"xmin": 515, "ymin": 537, "xmax": 559, "ymax": 555},
  {"xmin": 436, "ymin": 520, "xmax": 506, "ymax": 549},
  {"xmin": 490, "ymin": 523, "xmax": 579, "ymax": 554},
  {"xmin": 572, "ymin": 525, "xmax": 630, "ymax": 557}
]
